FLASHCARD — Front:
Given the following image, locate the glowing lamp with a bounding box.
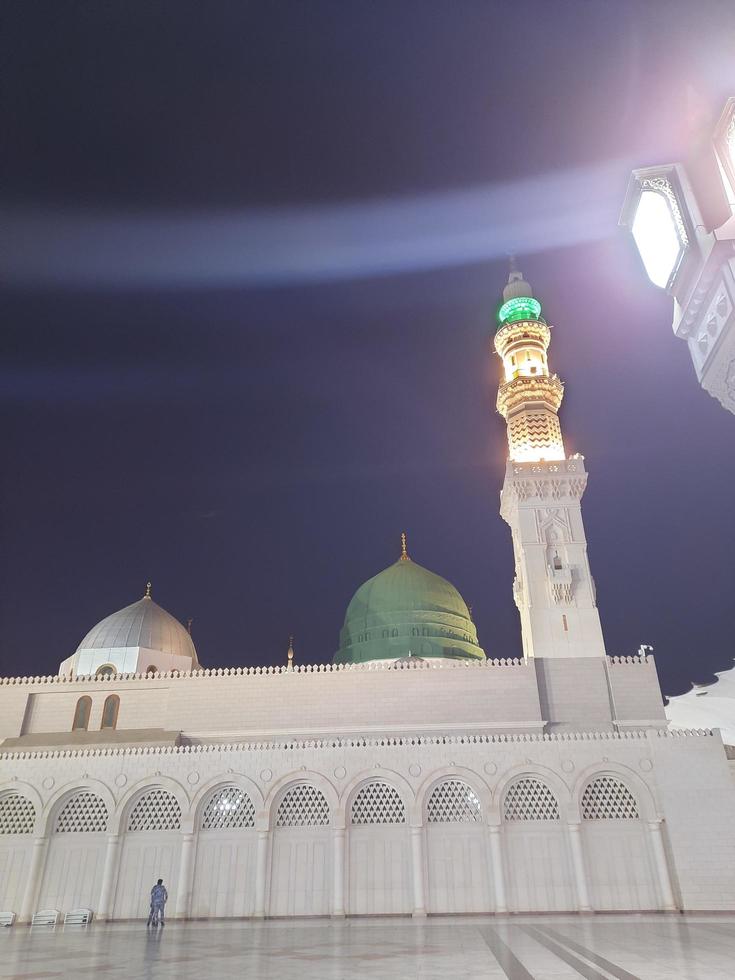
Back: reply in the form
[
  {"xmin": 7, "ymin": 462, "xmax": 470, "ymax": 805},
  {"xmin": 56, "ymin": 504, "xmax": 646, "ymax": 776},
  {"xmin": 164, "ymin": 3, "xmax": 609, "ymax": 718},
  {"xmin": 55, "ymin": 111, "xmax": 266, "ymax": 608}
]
[
  {"xmin": 631, "ymin": 189, "xmax": 685, "ymax": 288},
  {"xmin": 498, "ymin": 296, "xmax": 542, "ymax": 325},
  {"xmin": 620, "ymin": 167, "xmax": 690, "ymax": 293}
]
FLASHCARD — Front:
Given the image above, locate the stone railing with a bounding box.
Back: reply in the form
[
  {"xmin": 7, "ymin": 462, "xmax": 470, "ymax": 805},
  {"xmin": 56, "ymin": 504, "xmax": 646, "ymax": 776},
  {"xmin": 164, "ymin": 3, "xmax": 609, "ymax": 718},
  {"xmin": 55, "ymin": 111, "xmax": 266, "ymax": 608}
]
[
  {"xmin": 0, "ymin": 657, "xmax": 526, "ymax": 686},
  {"xmin": 0, "ymin": 727, "xmax": 713, "ymax": 761}
]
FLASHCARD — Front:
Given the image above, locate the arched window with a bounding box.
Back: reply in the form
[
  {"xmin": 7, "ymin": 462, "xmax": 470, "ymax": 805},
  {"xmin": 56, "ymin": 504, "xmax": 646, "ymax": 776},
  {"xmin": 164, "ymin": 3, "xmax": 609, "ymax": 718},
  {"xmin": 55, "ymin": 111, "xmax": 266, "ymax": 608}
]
[
  {"xmin": 503, "ymin": 778, "xmax": 560, "ymax": 821},
  {"xmin": 72, "ymin": 696, "xmax": 92, "ymax": 731},
  {"xmin": 127, "ymin": 789, "xmax": 181, "ymax": 832},
  {"xmin": 275, "ymin": 784, "xmax": 329, "ymax": 827},
  {"xmin": 146, "ymin": 665, "xmax": 158, "ymax": 675},
  {"xmin": 350, "ymin": 782, "xmax": 405, "ymax": 825},
  {"xmin": 95, "ymin": 664, "xmax": 116, "ymax": 678},
  {"xmin": 101, "ymin": 694, "xmax": 119, "ymax": 730},
  {"xmin": 0, "ymin": 793, "xmax": 36, "ymax": 834},
  {"xmin": 55, "ymin": 792, "xmax": 108, "ymax": 833},
  {"xmin": 200, "ymin": 786, "xmax": 255, "ymax": 830},
  {"xmin": 581, "ymin": 776, "xmax": 639, "ymax": 820},
  {"xmin": 427, "ymin": 779, "xmax": 482, "ymax": 823}
]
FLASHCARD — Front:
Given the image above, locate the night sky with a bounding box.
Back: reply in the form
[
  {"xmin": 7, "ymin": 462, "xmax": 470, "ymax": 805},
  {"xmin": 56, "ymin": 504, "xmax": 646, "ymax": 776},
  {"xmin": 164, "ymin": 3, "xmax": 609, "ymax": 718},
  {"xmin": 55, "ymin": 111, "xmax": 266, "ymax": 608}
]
[{"xmin": 2, "ymin": 1, "xmax": 734, "ymax": 697}]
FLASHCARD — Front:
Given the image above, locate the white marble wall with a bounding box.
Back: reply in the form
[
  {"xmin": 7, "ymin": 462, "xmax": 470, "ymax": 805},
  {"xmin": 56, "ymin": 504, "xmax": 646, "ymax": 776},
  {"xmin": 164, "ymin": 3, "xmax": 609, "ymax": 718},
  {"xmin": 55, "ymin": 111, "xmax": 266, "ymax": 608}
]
[{"xmin": 1, "ymin": 728, "xmax": 733, "ymax": 920}]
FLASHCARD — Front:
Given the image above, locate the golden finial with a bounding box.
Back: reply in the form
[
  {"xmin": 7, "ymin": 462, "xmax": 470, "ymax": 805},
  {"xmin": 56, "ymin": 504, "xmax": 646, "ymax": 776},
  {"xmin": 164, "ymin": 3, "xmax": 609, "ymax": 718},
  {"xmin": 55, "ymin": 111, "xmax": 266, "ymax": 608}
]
[
  {"xmin": 145, "ymin": 581, "xmax": 152, "ymax": 599},
  {"xmin": 400, "ymin": 531, "xmax": 410, "ymax": 562},
  {"xmin": 287, "ymin": 635, "xmax": 294, "ymax": 669}
]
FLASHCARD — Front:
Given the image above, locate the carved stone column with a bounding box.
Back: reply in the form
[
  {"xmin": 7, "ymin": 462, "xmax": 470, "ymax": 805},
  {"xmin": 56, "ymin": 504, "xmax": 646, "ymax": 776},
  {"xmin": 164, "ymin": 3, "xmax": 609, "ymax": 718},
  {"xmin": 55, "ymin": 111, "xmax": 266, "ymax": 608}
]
[
  {"xmin": 174, "ymin": 832, "xmax": 196, "ymax": 919},
  {"xmin": 567, "ymin": 822, "xmax": 592, "ymax": 912},
  {"xmin": 647, "ymin": 819, "xmax": 677, "ymax": 911},
  {"xmin": 332, "ymin": 826, "xmax": 346, "ymax": 917},
  {"xmin": 488, "ymin": 825, "xmax": 507, "ymax": 913},
  {"xmin": 409, "ymin": 824, "xmax": 427, "ymax": 917},
  {"xmin": 97, "ymin": 833, "xmax": 122, "ymax": 920},
  {"xmin": 19, "ymin": 837, "xmax": 49, "ymax": 923},
  {"xmin": 253, "ymin": 829, "xmax": 269, "ymax": 918}
]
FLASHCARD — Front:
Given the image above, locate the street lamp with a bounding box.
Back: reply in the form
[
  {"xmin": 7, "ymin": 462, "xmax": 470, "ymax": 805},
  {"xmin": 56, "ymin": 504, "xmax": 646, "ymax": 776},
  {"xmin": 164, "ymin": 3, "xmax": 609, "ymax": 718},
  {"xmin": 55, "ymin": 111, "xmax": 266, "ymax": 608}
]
[{"xmin": 620, "ymin": 98, "xmax": 735, "ymax": 415}]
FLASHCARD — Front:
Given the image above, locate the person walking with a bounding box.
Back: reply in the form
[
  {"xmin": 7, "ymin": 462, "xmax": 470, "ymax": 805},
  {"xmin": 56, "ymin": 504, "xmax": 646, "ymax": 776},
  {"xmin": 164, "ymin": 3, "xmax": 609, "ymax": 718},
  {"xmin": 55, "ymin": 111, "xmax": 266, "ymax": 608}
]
[{"xmin": 147, "ymin": 878, "xmax": 168, "ymax": 927}]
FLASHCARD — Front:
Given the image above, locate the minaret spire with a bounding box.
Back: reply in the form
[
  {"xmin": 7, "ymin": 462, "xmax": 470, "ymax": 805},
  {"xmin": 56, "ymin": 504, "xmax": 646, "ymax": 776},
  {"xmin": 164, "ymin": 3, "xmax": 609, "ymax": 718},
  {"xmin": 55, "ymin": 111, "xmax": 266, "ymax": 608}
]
[
  {"xmin": 493, "ymin": 265, "xmax": 606, "ymax": 661},
  {"xmin": 494, "ymin": 265, "xmax": 564, "ymax": 463},
  {"xmin": 399, "ymin": 531, "xmax": 410, "ymax": 562}
]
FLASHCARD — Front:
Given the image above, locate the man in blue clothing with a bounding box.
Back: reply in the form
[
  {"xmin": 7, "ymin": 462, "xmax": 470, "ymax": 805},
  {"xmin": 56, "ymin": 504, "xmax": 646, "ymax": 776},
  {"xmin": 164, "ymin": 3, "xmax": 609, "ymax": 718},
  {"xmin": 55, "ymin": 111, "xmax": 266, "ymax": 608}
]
[{"xmin": 147, "ymin": 878, "xmax": 168, "ymax": 926}]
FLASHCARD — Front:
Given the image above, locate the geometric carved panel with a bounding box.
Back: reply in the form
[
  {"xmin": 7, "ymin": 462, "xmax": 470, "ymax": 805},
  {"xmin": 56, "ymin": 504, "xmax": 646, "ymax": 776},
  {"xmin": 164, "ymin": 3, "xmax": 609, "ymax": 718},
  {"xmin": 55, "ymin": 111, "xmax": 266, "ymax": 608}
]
[
  {"xmin": 427, "ymin": 779, "xmax": 482, "ymax": 823},
  {"xmin": 581, "ymin": 777, "xmax": 639, "ymax": 820},
  {"xmin": 127, "ymin": 789, "xmax": 182, "ymax": 832},
  {"xmin": 503, "ymin": 778, "xmax": 560, "ymax": 821},
  {"xmin": 0, "ymin": 793, "xmax": 36, "ymax": 834},
  {"xmin": 200, "ymin": 786, "xmax": 255, "ymax": 830},
  {"xmin": 275, "ymin": 784, "xmax": 330, "ymax": 827},
  {"xmin": 350, "ymin": 782, "xmax": 406, "ymax": 825},
  {"xmin": 55, "ymin": 792, "xmax": 109, "ymax": 833}
]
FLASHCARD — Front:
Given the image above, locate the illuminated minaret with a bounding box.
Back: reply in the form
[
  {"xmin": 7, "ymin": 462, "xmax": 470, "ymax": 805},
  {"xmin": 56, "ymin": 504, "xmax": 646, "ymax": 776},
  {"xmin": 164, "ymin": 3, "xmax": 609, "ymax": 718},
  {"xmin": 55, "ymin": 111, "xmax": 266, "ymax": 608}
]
[{"xmin": 495, "ymin": 265, "xmax": 606, "ymax": 660}]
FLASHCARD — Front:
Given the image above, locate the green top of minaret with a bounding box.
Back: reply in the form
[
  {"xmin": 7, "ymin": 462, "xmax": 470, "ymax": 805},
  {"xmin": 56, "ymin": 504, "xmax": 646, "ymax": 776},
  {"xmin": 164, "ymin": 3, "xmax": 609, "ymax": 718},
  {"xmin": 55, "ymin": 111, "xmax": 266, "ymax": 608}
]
[{"xmin": 496, "ymin": 260, "xmax": 544, "ymax": 327}]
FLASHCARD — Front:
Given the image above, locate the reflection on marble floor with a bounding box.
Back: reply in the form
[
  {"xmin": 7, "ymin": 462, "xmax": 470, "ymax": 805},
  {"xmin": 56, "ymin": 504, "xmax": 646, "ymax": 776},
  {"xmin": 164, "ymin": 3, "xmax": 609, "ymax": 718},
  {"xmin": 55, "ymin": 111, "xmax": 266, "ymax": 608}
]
[{"xmin": 2, "ymin": 914, "xmax": 735, "ymax": 980}]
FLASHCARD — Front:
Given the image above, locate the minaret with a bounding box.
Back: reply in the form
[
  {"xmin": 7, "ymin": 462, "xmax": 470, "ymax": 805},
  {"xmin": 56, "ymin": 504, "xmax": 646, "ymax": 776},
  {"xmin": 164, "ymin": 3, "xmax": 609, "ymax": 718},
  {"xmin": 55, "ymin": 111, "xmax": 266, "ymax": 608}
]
[{"xmin": 494, "ymin": 265, "xmax": 606, "ymax": 660}]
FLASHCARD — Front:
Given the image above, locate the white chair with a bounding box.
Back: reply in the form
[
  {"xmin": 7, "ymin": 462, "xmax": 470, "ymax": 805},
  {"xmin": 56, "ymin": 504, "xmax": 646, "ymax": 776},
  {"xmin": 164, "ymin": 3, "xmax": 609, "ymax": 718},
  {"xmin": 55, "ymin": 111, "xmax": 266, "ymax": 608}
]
[
  {"xmin": 31, "ymin": 909, "xmax": 59, "ymax": 926},
  {"xmin": 0, "ymin": 912, "xmax": 16, "ymax": 927},
  {"xmin": 64, "ymin": 909, "xmax": 93, "ymax": 925}
]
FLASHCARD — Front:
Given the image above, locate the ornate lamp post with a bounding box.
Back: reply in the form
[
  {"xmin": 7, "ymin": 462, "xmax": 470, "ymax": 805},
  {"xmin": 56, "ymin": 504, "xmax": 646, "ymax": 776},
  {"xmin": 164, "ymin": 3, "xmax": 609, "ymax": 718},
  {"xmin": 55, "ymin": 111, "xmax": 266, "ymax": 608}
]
[{"xmin": 620, "ymin": 98, "xmax": 735, "ymax": 415}]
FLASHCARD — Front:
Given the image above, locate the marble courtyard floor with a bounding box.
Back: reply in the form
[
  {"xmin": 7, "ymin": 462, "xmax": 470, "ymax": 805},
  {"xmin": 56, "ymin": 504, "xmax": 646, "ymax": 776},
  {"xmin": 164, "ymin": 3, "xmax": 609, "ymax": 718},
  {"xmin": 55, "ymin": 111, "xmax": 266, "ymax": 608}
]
[{"xmin": 2, "ymin": 914, "xmax": 735, "ymax": 980}]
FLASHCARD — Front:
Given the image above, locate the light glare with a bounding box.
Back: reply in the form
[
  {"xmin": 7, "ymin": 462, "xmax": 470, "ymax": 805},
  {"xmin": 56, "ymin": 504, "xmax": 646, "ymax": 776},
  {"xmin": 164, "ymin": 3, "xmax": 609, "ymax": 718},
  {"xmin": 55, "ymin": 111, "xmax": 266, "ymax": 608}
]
[{"xmin": 631, "ymin": 190, "xmax": 682, "ymax": 289}]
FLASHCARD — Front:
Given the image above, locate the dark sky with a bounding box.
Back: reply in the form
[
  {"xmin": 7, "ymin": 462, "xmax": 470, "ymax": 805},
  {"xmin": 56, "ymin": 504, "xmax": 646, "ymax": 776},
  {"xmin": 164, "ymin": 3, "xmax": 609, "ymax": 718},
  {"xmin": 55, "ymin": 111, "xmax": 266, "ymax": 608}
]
[{"xmin": 1, "ymin": 1, "xmax": 734, "ymax": 696}]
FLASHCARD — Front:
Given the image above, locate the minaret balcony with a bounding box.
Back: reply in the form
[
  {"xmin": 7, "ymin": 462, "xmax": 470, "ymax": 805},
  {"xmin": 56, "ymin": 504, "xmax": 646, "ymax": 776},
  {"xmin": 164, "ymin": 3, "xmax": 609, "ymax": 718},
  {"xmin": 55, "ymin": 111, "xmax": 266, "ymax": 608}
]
[{"xmin": 497, "ymin": 373, "xmax": 564, "ymax": 417}]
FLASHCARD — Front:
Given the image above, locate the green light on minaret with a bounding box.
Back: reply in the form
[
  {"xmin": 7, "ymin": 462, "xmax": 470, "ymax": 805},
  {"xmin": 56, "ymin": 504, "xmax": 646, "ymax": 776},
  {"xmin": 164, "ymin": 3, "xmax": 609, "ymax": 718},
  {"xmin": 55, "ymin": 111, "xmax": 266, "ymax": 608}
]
[{"xmin": 498, "ymin": 296, "xmax": 542, "ymax": 325}]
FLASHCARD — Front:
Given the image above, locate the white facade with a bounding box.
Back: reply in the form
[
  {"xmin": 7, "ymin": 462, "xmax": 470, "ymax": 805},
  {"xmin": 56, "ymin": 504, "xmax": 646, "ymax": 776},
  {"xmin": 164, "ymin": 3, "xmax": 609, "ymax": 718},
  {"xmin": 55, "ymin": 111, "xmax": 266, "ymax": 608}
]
[
  {"xmin": 1, "ymin": 267, "xmax": 734, "ymax": 923},
  {"xmin": 3, "ymin": 698, "xmax": 735, "ymax": 922},
  {"xmin": 0, "ymin": 662, "xmax": 734, "ymax": 921}
]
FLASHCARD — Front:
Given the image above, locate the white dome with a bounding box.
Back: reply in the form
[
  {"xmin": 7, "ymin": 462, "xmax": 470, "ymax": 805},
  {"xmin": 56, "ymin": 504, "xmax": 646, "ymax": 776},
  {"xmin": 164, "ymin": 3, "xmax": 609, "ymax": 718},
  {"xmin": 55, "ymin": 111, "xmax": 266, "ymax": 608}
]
[
  {"xmin": 76, "ymin": 595, "xmax": 196, "ymax": 661},
  {"xmin": 60, "ymin": 588, "xmax": 199, "ymax": 677}
]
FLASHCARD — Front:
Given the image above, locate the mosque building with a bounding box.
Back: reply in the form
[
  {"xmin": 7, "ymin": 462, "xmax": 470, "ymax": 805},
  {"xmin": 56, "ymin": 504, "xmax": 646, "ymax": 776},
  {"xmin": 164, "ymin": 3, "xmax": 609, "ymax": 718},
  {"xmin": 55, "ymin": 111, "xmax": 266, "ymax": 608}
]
[{"xmin": 1, "ymin": 268, "xmax": 734, "ymax": 924}]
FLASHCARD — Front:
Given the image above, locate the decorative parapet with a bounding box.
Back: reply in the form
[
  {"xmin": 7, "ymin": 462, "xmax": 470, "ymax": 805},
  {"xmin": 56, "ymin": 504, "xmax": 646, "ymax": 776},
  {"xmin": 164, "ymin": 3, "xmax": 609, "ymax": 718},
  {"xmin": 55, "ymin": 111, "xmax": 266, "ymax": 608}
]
[
  {"xmin": 0, "ymin": 656, "xmax": 526, "ymax": 687},
  {"xmin": 501, "ymin": 457, "xmax": 588, "ymax": 506},
  {"xmin": 0, "ymin": 727, "xmax": 713, "ymax": 761}
]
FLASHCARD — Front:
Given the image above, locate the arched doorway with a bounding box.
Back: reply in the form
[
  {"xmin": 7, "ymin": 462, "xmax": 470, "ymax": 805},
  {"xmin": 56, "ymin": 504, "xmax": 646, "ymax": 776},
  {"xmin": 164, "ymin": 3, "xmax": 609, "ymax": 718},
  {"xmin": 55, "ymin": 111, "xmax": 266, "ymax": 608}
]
[
  {"xmin": 425, "ymin": 778, "xmax": 491, "ymax": 913},
  {"xmin": 502, "ymin": 777, "xmax": 575, "ymax": 911},
  {"xmin": 191, "ymin": 785, "xmax": 258, "ymax": 918},
  {"xmin": 268, "ymin": 783, "xmax": 331, "ymax": 917},
  {"xmin": 38, "ymin": 791, "xmax": 109, "ymax": 913},
  {"xmin": 0, "ymin": 793, "xmax": 36, "ymax": 913},
  {"xmin": 113, "ymin": 788, "xmax": 182, "ymax": 919},
  {"xmin": 347, "ymin": 780, "xmax": 410, "ymax": 914},
  {"xmin": 581, "ymin": 775, "xmax": 658, "ymax": 909}
]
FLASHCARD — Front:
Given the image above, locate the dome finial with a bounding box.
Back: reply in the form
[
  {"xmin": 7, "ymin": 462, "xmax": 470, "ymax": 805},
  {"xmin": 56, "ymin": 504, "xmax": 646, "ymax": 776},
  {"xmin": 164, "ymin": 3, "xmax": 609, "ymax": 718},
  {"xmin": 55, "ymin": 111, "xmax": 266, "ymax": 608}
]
[
  {"xmin": 145, "ymin": 581, "xmax": 152, "ymax": 599},
  {"xmin": 287, "ymin": 635, "xmax": 294, "ymax": 669},
  {"xmin": 400, "ymin": 531, "xmax": 410, "ymax": 562}
]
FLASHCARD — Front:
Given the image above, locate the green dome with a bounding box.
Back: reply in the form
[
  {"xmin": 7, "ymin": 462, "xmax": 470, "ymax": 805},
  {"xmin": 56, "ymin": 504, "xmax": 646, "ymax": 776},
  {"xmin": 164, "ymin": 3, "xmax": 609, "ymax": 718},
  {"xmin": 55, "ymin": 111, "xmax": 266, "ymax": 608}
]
[{"xmin": 334, "ymin": 556, "xmax": 485, "ymax": 665}]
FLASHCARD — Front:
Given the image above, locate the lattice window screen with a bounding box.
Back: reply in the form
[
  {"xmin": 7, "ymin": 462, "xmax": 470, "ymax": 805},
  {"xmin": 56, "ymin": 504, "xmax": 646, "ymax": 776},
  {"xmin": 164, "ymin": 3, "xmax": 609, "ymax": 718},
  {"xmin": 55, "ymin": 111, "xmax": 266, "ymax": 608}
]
[
  {"xmin": 201, "ymin": 787, "xmax": 255, "ymax": 830},
  {"xmin": 127, "ymin": 789, "xmax": 182, "ymax": 832},
  {"xmin": 0, "ymin": 794, "xmax": 36, "ymax": 834},
  {"xmin": 503, "ymin": 779, "xmax": 560, "ymax": 821},
  {"xmin": 581, "ymin": 777, "xmax": 639, "ymax": 820},
  {"xmin": 350, "ymin": 782, "xmax": 406, "ymax": 825},
  {"xmin": 427, "ymin": 780, "xmax": 482, "ymax": 823},
  {"xmin": 275, "ymin": 784, "xmax": 329, "ymax": 827},
  {"xmin": 55, "ymin": 792, "xmax": 109, "ymax": 833}
]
